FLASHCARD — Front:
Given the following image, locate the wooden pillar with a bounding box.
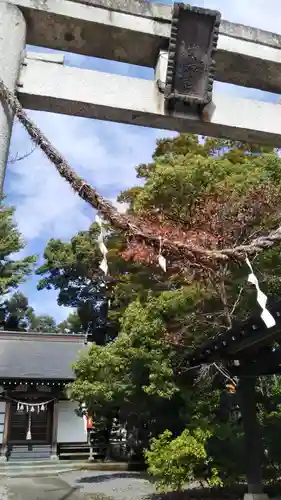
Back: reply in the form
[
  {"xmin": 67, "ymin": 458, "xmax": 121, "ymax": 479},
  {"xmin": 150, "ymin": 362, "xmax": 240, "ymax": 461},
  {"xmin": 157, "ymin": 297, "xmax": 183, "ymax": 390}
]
[
  {"xmin": 0, "ymin": 401, "xmax": 10, "ymax": 460},
  {"xmin": 239, "ymin": 376, "xmax": 264, "ymax": 496},
  {"xmin": 51, "ymin": 402, "xmax": 59, "ymax": 460}
]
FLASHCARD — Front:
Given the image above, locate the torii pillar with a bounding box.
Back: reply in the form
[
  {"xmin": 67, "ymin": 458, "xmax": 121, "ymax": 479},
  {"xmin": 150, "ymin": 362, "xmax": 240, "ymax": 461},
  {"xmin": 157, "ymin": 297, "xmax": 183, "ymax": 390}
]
[
  {"xmin": 0, "ymin": 2, "xmax": 26, "ymax": 193},
  {"xmin": 239, "ymin": 376, "xmax": 269, "ymax": 500}
]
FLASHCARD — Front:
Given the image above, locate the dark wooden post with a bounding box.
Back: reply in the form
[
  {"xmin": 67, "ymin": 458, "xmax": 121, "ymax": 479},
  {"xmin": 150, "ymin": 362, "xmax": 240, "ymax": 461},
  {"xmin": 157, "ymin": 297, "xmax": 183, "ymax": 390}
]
[
  {"xmin": 239, "ymin": 376, "xmax": 264, "ymax": 496},
  {"xmin": 0, "ymin": 401, "xmax": 10, "ymax": 460},
  {"xmin": 51, "ymin": 401, "xmax": 59, "ymax": 460}
]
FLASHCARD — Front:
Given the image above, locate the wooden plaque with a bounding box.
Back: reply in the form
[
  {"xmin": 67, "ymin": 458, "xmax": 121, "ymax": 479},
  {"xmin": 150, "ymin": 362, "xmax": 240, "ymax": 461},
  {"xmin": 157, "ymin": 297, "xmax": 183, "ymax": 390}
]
[{"xmin": 165, "ymin": 3, "xmax": 221, "ymax": 112}]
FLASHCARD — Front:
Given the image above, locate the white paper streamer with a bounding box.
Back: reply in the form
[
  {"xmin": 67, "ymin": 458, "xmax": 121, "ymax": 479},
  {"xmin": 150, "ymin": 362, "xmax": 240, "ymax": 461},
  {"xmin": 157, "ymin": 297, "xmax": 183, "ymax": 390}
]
[
  {"xmin": 158, "ymin": 237, "xmax": 166, "ymax": 272},
  {"xmin": 83, "ymin": 413, "xmax": 88, "ymax": 434},
  {"xmin": 15, "ymin": 400, "xmax": 51, "ymax": 412},
  {"xmin": 96, "ymin": 214, "xmax": 108, "ymax": 275},
  {"xmin": 26, "ymin": 413, "xmax": 32, "ymax": 440},
  {"xmin": 246, "ymin": 257, "xmax": 276, "ymax": 329}
]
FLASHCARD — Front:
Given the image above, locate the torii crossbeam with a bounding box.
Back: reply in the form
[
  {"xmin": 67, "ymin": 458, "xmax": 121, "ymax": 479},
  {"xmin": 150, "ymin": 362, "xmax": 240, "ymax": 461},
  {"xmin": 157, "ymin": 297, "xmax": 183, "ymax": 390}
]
[{"xmin": 2, "ymin": 0, "xmax": 281, "ymax": 192}]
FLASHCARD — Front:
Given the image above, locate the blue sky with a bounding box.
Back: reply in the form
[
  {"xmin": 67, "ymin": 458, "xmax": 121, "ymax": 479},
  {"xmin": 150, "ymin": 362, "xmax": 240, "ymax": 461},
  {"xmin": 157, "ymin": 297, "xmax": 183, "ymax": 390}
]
[{"xmin": 4, "ymin": 0, "xmax": 281, "ymax": 323}]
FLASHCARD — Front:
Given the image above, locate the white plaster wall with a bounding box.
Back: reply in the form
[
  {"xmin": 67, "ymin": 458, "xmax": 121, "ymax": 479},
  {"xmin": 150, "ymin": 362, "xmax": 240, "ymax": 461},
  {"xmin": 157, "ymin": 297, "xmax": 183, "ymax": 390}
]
[
  {"xmin": 0, "ymin": 402, "xmax": 6, "ymax": 444},
  {"xmin": 57, "ymin": 401, "xmax": 87, "ymax": 443}
]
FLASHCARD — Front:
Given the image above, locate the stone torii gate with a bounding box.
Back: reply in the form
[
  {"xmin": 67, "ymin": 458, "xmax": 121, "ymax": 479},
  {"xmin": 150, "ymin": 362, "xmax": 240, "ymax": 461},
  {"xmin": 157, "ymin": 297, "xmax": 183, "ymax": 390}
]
[
  {"xmin": 1, "ymin": 0, "xmax": 281, "ymax": 193},
  {"xmin": 1, "ymin": 1, "xmax": 281, "ymax": 498}
]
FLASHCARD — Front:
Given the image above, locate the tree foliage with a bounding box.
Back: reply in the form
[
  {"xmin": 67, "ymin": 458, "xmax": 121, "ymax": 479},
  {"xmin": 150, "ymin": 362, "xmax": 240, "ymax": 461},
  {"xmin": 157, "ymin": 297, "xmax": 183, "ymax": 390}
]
[
  {"xmin": 58, "ymin": 310, "xmax": 82, "ymax": 334},
  {"xmin": 29, "ymin": 313, "xmax": 58, "ymax": 333},
  {"xmin": 0, "ymin": 292, "xmax": 33, "ymax": 330},
  {"xmin": 38, "ymin": 135, "xmax": 281, "ymax": 344},
  {"xmin": 36, "ymin": 223, "xmax": 171, "ymax": 343},
  {"xmin": 119, "ymin": 136, "xmax": 280, "ymax": 268},
  {"xmin": 145, "ymin": 428, "xmax": 221, "ymax": 492},
  {"xmin": 0, "ymin": 202, "xmax": 57, "ymax": 332},
  {"xmin": 40, "ymin": 134, "xmax": 281, "ymax": 488},
  {"xmin": 0, "ymin": 291, "xmax": 58, "ymax": 332},
  {"xmin": 0, "ymin": 202, "xmax": 36, "ymax": 295}
]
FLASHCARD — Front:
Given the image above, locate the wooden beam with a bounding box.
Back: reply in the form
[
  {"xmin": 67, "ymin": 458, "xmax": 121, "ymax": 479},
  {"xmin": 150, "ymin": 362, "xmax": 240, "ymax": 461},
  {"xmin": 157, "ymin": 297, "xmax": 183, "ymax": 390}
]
[
  {"xmin": 17, "ymin": 59, "xmax": 281, "ymax": 146},
  {"xmin": 8, "ymin": 0, "xmax": 281, "ymax": 93}
]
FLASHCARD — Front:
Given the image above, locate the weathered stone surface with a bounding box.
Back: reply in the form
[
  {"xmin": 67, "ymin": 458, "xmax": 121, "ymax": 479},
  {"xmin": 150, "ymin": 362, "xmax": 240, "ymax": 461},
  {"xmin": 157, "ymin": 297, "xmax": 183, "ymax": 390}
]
[
  {"xmin": 0, "ymin": 2, "xmax": 26, "ymax": 191},
  {"xmin": 7, "ymin": 0, "xmax": 281, "ymax": 92},
  {"xmin": 0, "ymin": 476, "xmax": 82, "ymax": 500},
  {"xmin": 69, "ymin": 0, "xmax": 173, "ymax": 21},
  {"xmin": 244, "ymin": 494, "xmax": 270, "ymax": 500},
  {"xmin": 0, "ymin": 472, "xmax": 155, "ymax": 500},
  {"xmin": 18, "ymin": 58, "xmax": 281, "ymax": 146},
  {"xmin": 68, "ymin": 0, "xmax": 281, "ymax": 50}
]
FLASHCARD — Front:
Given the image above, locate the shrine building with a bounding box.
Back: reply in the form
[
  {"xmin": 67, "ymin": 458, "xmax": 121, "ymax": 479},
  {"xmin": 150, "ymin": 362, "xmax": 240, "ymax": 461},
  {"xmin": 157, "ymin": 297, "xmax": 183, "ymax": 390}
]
[{"xmin": 0, "ymin": 331, "xmax": 89, "ymax": 461}]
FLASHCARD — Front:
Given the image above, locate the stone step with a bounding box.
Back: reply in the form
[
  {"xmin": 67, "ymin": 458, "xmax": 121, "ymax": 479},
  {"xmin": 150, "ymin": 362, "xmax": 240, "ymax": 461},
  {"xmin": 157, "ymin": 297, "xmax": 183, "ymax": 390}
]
[
  {"xmin": 11, "ymin": 445, "xmax": 52, "ymax": 449},
  {"xmin": 0, "ymin": 468, "xmax": 81, "ymax": 478},
  {"xmin": 1, "ymin": 460, "xmax": 83, "ymax": 468},
  {"xmin": 0, "ymin": 460, "xmax": 86, "ymax": 477},
  {"xmin": 9, "ymin": 452, "xmax": 51, "ymax": 456},
  {"xmin": 9, "ymin": 444, "xmax": 52, "ymax": 460},
  {"xmin": 11, "ymin": 444, "xmax": 52, "ymax": 451},
  {"xmin": 9, "ymin": 454, "xmax": 51, "ymax": 461}
]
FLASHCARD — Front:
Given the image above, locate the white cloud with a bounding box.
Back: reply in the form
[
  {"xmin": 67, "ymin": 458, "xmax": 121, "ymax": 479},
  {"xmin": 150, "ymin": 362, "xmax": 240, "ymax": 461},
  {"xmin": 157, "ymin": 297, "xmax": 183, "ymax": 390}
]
[
  {"xmin": 7, "ymin": 111, "xmax": 173, "ymax": 243},
  {"xmin": 5, "ymin": 112, "xmax": 169, "ymax": 320},
  {"xmin": 8, "ymin": 156, "xmax": 90, "ymax": 241},
  {"xmin": 7, "ymin": 116, "xmax": 90, "ymax": 241}
]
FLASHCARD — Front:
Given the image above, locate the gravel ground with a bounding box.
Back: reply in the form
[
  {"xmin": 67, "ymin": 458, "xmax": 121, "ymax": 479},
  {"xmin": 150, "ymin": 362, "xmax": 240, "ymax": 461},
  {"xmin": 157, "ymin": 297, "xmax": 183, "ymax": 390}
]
[
  {"xmin": 58, "ymin": 472, "xmax": 281, "ymax": 500},
  {"xmin": 60, "ymin": 470, "xmax": 156, "ymax": 500},
  {"xmin": 0, "ymin": 473, "xmax": 280, "ymax": 500}
]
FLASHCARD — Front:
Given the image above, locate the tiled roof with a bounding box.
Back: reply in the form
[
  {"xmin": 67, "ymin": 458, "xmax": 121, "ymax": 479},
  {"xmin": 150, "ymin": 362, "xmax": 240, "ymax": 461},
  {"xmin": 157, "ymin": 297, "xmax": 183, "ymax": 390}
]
[{"xmin": 0, "ymin": 332, "xmax": 89, "ymax": 380}]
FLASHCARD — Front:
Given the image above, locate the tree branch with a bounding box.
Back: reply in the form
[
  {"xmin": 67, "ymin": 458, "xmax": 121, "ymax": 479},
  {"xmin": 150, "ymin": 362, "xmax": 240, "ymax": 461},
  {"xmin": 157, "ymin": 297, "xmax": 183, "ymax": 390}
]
[
  {"xmin": 8, "ymin": 144, "xmax": 36, "ymax": 164},
  {"xmin": 230, "ymin": 285, "xmax": 244, "ymax": 317}
]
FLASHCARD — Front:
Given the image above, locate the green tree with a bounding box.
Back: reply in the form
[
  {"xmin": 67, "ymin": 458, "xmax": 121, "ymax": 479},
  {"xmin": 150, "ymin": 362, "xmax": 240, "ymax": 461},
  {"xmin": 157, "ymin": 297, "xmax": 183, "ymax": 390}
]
[
  {"xmin": 36, "ymin": 225, "xmax": 170, "ymax": 343},
  {"xmin": 29, "ymin": 313, "xmax": 58, "ymax": 333},
  {"xmin": 38, "ymin": 135, "xmax": 281, "ymax": 346},
  {"xmin": 0, "ymin": 292, "xmax": 33, "ymax": 330},
  {"xmin": 41, "ymin": 135, "xmax": 281, "ymax": 482},
  {"xmin": 0, "ymin": 202, "xmax": 36, "ymax": 295},
  {"xmin": 0, "ymin": 203, "xmax": 36, "ymax": 331},
  {"xmin": 58, "ymin": 311, "xmax": 82, "ymax": 334},
  {"xmin": 0, "ymin": 292, "xmax": 58, "ymax": 332},
  {"xmin": 145, "ymin": 428, "xmax": 221, "ymax": 491}
]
